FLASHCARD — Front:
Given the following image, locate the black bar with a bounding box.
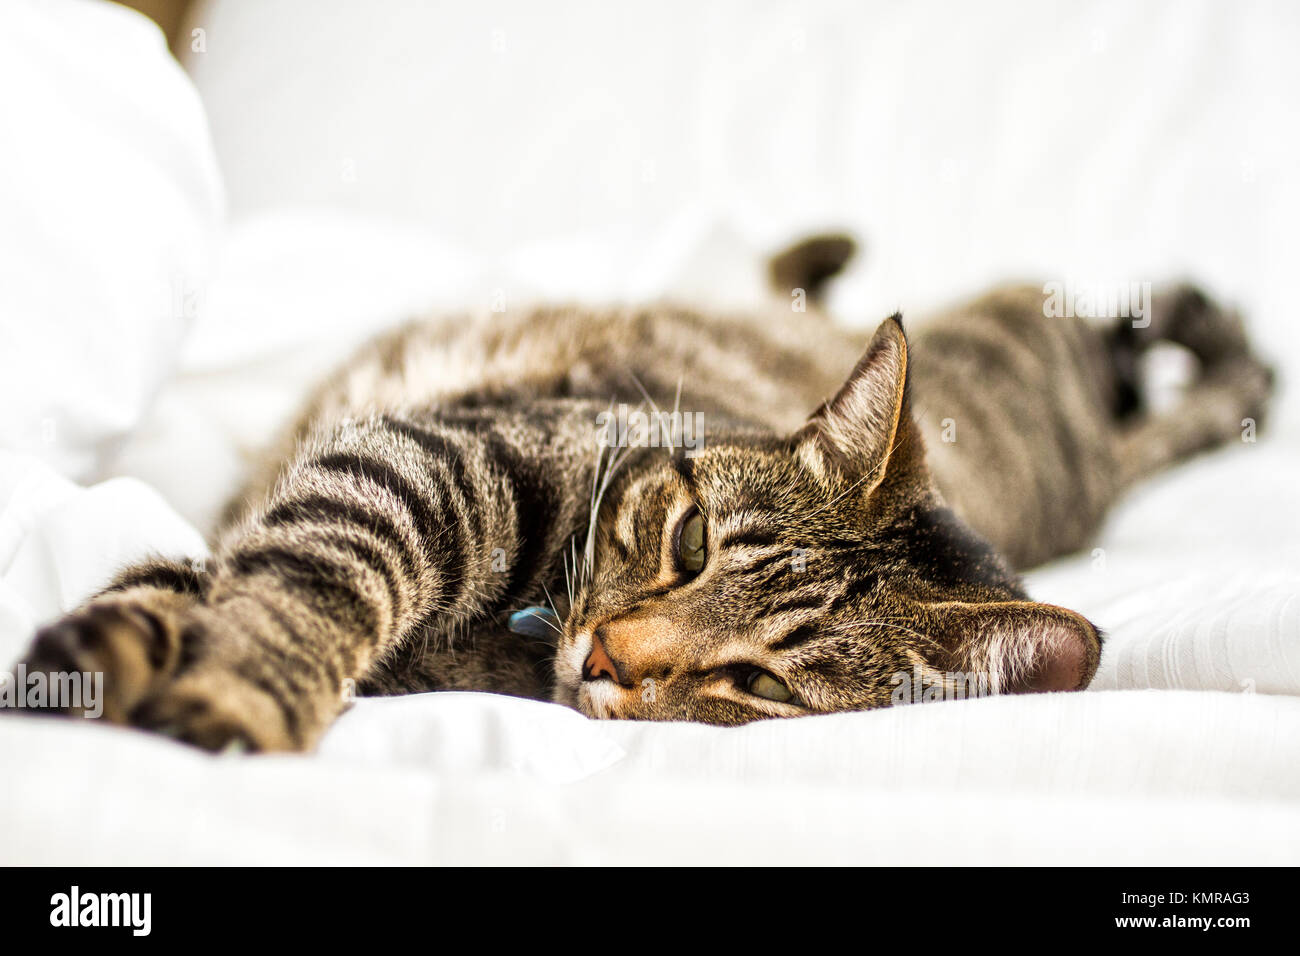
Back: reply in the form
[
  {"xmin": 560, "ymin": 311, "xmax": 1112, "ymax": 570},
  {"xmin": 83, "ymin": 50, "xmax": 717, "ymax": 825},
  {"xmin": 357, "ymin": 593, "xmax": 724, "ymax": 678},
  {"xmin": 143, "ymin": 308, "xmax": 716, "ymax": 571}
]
[{"xmin": 2, "ymin": 867, "xmax": 1287, "ymax": 941}]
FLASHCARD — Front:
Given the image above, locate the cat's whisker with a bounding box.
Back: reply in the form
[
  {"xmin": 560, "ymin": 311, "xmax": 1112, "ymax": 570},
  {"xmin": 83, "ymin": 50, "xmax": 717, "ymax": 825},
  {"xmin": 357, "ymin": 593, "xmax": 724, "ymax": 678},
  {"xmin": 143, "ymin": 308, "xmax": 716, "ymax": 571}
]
[
  {"xmin": 583, "ymin": 403, "xmax": 642, "ymax": 581},
  {"xmin": 582, "ymin": 398, "xmax": 619, "ymax": 583},
  {"xmin": 628, "ymin": 370, "xmax": 673, "ymax": 456},
  {"xmin": 561, "ymin": 544, "xmax": 574, "ymax": 610},
  {"xmin": 538, "ymin": 584, "xmax": 565, "ymax": 635},
  {"xmin": 590, "ymin": 415, "xmax": 608, "ymax": 513},
  {"xmin": 586, "ymin": 450, "xmax": 620, "ymax": 576},
  {"xmin": 671, "ymin": 374, "xmax": 685, "ymax": 461},
  {"xmin": 570, "ymin": 536, "xmax": 581, "ymax": 600}
]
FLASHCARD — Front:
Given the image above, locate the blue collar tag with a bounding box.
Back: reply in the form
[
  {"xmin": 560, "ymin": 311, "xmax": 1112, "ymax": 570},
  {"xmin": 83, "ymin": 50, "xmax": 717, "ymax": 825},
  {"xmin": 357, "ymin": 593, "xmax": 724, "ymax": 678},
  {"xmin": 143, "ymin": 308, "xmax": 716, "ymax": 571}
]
[{"xmin": 508, "ymin": 605, "xmax": 561, "ymax": 642}]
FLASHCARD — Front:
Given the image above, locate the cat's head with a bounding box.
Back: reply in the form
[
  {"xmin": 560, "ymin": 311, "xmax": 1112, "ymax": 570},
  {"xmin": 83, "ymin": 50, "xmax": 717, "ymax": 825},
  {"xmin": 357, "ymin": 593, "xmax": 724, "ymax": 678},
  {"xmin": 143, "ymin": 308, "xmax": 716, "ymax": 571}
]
[{"xmin": 555, "ymin": 316, "xmax": 1101, "ymax": 722}]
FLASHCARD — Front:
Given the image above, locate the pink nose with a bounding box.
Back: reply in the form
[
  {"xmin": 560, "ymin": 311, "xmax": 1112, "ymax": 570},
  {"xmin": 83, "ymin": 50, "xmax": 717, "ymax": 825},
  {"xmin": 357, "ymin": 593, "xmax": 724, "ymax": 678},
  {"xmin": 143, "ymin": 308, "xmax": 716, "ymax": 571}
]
[{"xmin": 582, "ymin": 630, "xmax": 621, "ymax": 683}]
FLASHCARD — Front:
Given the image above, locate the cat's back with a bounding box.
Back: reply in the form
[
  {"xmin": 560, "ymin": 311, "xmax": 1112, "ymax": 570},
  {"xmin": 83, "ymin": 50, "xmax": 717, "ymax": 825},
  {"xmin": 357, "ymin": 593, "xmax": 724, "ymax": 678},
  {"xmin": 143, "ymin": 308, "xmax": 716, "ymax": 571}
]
[
  {"xmin": 909, "ymin": 284, "xmax": 1124, "ymax": 567},
  {"xmin": 307, "ymin": 302, "xmax": 860, "ymax": 436}
]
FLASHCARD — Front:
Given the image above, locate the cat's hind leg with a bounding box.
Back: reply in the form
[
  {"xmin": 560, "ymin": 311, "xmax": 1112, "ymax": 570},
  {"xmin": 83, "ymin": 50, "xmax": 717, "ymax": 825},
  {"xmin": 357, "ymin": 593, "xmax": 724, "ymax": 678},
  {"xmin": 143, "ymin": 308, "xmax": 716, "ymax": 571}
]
[{"xmin": 1112, "ymin": 285, "xmax": 1275, "ymax": 487}]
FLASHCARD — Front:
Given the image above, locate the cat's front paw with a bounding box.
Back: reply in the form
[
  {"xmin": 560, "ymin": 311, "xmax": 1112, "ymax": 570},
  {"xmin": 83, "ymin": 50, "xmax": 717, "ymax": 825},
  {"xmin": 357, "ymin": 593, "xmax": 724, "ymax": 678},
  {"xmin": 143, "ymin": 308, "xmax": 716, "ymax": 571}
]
[
  {"xmin": 14, "ymin": 593, "xmax": 189, "ymax": 723},
  {"xmin": 129, "ymin": 668, "xmax": 300, "ymax": 753}
]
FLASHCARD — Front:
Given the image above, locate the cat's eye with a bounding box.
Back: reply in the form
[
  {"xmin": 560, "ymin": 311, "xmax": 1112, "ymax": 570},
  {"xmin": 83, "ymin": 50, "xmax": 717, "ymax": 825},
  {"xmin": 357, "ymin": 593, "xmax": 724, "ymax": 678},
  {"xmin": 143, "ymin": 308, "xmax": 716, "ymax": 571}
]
[
  {"xmin": 746, "ymin": 669, "xmax": 794, "ymax": 703},
  {"xmin": 675, "ymin": 508, "xmax": 707, "ymax": 575}
]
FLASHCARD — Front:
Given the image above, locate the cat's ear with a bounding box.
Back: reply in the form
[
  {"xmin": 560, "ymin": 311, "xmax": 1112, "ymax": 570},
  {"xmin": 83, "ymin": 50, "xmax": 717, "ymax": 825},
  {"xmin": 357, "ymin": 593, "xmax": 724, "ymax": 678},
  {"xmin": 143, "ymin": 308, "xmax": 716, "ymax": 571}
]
[
  {"xmin": 940, "ymin": 601, "xmax": 1102, "ymax": 693},
  {"xmin": 798, "ymin": 314, "xmax": 909, "ymax": 487}
]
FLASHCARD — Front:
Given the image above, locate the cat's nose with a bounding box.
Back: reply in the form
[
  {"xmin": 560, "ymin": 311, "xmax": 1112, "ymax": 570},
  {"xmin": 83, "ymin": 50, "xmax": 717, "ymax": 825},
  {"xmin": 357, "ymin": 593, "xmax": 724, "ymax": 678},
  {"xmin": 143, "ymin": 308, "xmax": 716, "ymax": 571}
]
[
  {"xmin": 582, "ymin": 615, "xmax": 679, "ymax": 687},
  {"xmin": 582, "ymin": 628, "xmax": 625, "ymax": 684}
]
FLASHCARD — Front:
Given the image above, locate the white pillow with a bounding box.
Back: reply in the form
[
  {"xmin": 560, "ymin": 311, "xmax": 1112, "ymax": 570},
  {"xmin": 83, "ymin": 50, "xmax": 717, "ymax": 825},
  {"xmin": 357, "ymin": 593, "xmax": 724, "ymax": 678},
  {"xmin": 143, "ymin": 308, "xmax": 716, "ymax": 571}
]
[
  {"xmin": 107, "ymin": 207, "xmax": 482, "ymax": 533},
  {"xmin": 0, "ymin": 0, "xmax": 224, "ymax": 483}
]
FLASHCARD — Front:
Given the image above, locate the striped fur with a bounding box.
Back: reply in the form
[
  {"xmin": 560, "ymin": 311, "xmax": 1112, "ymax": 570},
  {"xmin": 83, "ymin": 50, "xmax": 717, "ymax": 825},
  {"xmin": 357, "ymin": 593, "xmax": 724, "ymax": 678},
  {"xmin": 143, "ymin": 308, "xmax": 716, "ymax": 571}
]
[{"xmin": 14, "ymin": 242, "xmax": 1274, "ymax": 749}]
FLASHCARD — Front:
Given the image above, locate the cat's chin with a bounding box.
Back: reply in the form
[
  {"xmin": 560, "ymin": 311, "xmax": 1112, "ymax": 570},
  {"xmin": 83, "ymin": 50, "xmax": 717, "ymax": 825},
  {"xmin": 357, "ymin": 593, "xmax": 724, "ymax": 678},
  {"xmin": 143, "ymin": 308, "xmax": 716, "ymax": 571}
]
[
  {"xmin": 551, "ymin": 679, "xmax": 581, "ymax": 711},
  {"xmin": 574, "ymin": 679, "xmax": 627, "ymax": 719},
  {"xmin": 551, "ymin": 673, "xmax": 624, "ymax": 720}
]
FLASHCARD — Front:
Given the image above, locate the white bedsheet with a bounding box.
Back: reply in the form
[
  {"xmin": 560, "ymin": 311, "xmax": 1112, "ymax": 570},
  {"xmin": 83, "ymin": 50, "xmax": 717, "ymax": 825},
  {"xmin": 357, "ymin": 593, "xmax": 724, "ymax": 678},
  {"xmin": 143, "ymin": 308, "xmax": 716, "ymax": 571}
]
[
  {"xmin": 2, "ymin": 0, "xmax": 1299, "ymax": 865},
  {"xmin": 2, "ymin": 390, "xmax": 1298, "ymax": 865},
  {"xmin": 2, "ymin": 688, "xmax": 1298, "ymax": 865}
]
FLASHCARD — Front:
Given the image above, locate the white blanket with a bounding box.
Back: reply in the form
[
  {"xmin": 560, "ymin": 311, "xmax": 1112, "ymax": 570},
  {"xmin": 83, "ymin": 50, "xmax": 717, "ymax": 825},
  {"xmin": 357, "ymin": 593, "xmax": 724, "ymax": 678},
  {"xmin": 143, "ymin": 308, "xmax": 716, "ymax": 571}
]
[
  {"xmin": 2, "ymin": 0, "xmax": 1298, "ymax": 865},
  {"xmin": 4, "ymin": 690, "xmax": 1299, "ymax": 864}
]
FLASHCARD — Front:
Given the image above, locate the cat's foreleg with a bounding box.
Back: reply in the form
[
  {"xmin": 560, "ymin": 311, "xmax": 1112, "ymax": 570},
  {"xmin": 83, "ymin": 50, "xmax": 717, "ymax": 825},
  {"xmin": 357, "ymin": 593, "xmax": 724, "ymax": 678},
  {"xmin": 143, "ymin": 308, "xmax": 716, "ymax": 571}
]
[
  {"xmin": 16, "ymin": 406, "xmax": 599, "ymax": 751},
  {"xmin": 17, "ymin": 558, "xmax": 207, "ymax": 723}
]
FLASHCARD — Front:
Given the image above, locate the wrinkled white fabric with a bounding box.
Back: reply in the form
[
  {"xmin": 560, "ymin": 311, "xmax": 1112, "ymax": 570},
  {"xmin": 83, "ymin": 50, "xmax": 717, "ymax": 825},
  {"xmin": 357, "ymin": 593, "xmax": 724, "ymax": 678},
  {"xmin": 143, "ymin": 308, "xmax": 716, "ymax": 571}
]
[
  {"xmin": 0, "ymin": 0, "xmax": 223, "ymax": 481},
  {"xmin": 2, "ymin": 0, "xmax": 1298, "ymax": 865}
]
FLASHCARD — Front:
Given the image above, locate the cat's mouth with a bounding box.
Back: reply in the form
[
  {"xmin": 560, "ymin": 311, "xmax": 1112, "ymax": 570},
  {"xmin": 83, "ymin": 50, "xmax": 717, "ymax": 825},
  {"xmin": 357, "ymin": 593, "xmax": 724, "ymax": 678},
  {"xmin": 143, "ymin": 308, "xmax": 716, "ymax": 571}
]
[
  {"xmin": 551, "ymin": 626, "xmax": 589, "ymax": 710},
  {"xmin": 574, "ymin": 678, "xmax": 629, "ymax": 719},
  {"xmin": 553, "ymin": 627, "xmax": 626, "ymax": 718}
]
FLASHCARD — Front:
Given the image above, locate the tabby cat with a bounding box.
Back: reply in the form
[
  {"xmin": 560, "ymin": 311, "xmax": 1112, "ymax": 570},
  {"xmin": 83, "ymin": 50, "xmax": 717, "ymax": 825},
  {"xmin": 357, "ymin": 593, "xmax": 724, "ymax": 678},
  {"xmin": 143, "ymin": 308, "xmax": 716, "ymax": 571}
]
[{"xmin": 15, "ymin": 238, "xmax": 1273, "ymax": 750}]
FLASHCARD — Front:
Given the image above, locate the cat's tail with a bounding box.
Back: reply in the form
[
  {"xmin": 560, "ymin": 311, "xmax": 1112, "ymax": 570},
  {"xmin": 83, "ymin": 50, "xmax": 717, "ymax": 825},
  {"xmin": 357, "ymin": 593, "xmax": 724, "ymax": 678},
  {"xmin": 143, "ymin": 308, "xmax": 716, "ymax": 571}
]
[{"xmin": 767, "ymin": 233, "xmax": 857, "ymax": 308}]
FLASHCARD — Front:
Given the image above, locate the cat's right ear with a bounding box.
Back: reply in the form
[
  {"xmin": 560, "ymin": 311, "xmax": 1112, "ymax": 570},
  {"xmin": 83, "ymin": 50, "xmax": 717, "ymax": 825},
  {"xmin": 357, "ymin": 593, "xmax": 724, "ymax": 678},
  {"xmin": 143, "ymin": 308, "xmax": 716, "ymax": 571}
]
[
  {"xmin": 796, "ymin": 314, "xmax": 910, "ymax": 491},
  {"xmin": 937, "ymin": 600, "xmax": 1103, "ymax": 694}
]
